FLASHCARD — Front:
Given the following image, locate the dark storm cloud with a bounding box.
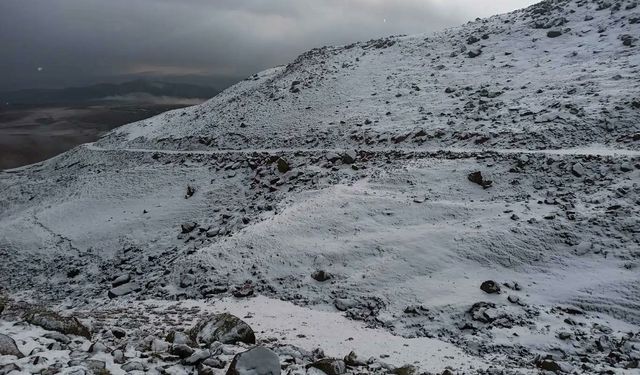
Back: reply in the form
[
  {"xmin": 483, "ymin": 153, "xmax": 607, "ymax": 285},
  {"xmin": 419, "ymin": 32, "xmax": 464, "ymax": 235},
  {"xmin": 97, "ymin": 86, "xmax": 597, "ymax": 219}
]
[{"xmin": 0, "ymin": 0, "xmax": 536, "ymax": 91}]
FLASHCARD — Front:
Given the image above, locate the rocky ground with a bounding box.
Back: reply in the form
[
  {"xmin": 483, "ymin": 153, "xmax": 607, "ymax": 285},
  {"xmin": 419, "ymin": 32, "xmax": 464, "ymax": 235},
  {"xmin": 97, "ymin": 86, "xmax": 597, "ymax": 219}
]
[{"xmin": 1, "ymin": 0, "xmax": 639, "ymax": 374}]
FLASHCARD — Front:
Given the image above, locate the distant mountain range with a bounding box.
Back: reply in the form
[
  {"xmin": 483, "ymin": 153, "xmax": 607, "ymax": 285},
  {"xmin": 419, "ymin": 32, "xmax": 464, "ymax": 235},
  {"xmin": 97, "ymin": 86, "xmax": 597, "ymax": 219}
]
[{"xmin": 0, "ymin": 79, "xmax": 221, "ymax": 106}]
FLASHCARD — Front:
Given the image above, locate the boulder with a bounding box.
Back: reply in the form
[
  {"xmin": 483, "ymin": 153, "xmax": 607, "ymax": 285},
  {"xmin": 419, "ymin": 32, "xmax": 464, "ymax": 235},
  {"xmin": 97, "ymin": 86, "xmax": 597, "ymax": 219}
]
[
  {"xmin": 571, "ymin": 162, "xmax": 585, "ymax": 177},
  {"xmin": 171, "ymin": 344, "xmax": 195, "ymax": 358},
  {"xmin": 226, "ymin": 346, "xmax": 280, "ymax": 375},
  {"xmin": 0, "ymin": 334, "xmax": 23, "ymax": 358},
  {"xmin": 24, "ymin": 310, "xmax": 91, "ymax": 339},
  {"xmin": 191, "ymin": 313, "xmax": 256, "ymax": 345},
  {"xmin": 468, "ymin": 171, "xmax": 493, "ymax": 188},
  {"xmin": 112, "ymin": 274, "xmax": 131, "ymax": 287},
  {"xmin": 108, "ymin": 282, "xmax": 141, "ymax": 299},
  {"xmin": 181, "ymin": 221, "xmax": 198, "ymax": 234},
  {"xmin": 121, "ymin": 361, "xmax": 145, "ymax": 372},
  {"xmin": 341, "ymin": 151, "xmax": 357, "ymax": 164},
  {"xmin": 311, "ymin": 270, "xmax": 333, "ymax": 282},
  {"xmin": 480, "ymin": 280, "xmax": 501, "ymax": 294},
  {"xmin": 547, "ymin": 30, "xmax": 562, "ymax": 38},
  {"xmin": 467, "ymin": 49, "xmax": 482, "ymax": 58},
  {"xmin": 276, "ymin": 158, "xmax": 290, "ymax": 173}
]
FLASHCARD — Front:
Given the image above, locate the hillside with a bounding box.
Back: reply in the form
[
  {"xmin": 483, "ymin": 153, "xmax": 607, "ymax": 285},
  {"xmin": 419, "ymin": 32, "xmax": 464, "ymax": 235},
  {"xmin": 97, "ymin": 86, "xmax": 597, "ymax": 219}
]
[{"xmin": 0, "ymin": 1, "xmax": 639, "ymax": 374}]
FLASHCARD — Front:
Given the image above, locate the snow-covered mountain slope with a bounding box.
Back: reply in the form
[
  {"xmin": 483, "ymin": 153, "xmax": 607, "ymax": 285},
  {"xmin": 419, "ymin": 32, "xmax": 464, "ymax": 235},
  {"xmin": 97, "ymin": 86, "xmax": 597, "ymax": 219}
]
[
  {"xmin": 1, "ymin": 0, "xmax": 639, "ymax": 374},
  {"xmin": 97, "ymin": 0, "xmax": 639, "ymax": 152}
]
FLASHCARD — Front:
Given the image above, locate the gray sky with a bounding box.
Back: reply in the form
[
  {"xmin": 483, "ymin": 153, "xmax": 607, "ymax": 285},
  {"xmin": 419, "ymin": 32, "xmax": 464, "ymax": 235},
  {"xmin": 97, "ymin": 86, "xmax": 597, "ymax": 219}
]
[{"xmin": 0, "ymin": 0, "xmax": 536, "ymax": 91}]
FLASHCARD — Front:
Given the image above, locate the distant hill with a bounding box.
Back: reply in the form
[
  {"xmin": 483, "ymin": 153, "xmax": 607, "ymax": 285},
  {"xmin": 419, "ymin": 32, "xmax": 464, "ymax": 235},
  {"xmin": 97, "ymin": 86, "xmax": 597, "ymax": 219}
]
[{"xmin": 0, "ymin": 79, "xmax": 220, "ymax": 106}]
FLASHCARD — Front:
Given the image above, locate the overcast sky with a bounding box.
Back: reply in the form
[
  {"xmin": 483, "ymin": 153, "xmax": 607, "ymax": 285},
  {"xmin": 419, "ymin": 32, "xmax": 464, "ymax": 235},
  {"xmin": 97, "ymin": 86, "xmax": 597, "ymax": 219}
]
[{"xmin": 0, "ymin": 0, "xmax": 536, "ymax": 91}]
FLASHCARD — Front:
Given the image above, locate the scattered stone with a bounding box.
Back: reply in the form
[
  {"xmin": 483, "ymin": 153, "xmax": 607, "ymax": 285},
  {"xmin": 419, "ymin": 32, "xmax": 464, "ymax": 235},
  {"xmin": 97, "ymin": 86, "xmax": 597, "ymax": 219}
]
[
  {"xmin": 185, "ymin": 185, "xmax": 196, "ymax": 199},
  {"xmin": 184, "ymin": 349, "xmax": 211, "ymax": 365},
  {"xmin": 344, "ymin": 351, "xmax": 366, "ymax": 367},
  {"xmin": 571, "ymin": 163, "xmax": 585, "ymax": 177},
  {"xmin": 152, "ymin": 338, "xmax": 170, "ymax": 353},
  {"xmin": 468, "ymin": 49, "xmax": 482, "ymax": 58},
  {"xmin": 391, "ymin": 365, "xmax": 418, "ymax": 375},
  {"xmin": 311, "ymin": 270, "xmax": 333, "ymax": 282},
  {"xmin": 88, "ymin": 341, "xmax": 109, "ymax": 353},
  {"xmin": 171, "ymin": 343, "xmax": 195, "ymax": 358},
  {"xmin": 192, "ymin": 313, "xmax": 256, "ymax": 345},
  {"xmin": 43, "ymin": 332, "xmax": 71, "ymax": 344},
  {"xmin": 480, "ymin": 280, "xmax": 500, "ymax": 294},
  {"xmin": 341, "ymin": 150, "xmax": 357, "ymax": 164},
  {"xmin": 547, "ymin": 30, "xmax": 562, "ymax": 38},
  {"xmin": 233, "ymin": 282, "xmax": 254, "ymax": 298},
  {"xmin": 111, "ymin": 327, "xmax": 126, "ymax": 339},
  {"xmin": 122, "ymin": 361, "xmax": 145, "ymax": 372},
  {"xmin": 468, "ymin": 171, "xmax": 493, "ymax": 188},
  {"xmin": 226, "ymin": 346, "xmax": 280, "ymax": 375},
  {"xmin": 112, "ymin": 349, "xmax": 125, "ymax": 364},
  {"xmin": 308, "ymin": 359, "xmax": 346, "ymax": 375},
  {"xmin": 277, "ymin": 158, "xmax": 290, "ymax": 173},
  {"xmin": 181, "ymin": 221, "xmax": 198, "ymax": 234}
]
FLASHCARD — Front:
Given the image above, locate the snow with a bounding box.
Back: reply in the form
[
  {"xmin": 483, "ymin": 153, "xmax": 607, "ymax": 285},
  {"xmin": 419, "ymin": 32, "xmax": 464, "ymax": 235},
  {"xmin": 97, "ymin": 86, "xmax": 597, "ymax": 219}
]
[{"xmin": 0, "ymin": 0, "xmax": 639, "ymax": 373}]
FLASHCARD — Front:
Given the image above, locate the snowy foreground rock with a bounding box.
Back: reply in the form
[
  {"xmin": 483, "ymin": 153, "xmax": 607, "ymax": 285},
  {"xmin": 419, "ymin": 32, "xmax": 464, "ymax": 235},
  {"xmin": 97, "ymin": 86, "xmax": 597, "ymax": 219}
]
[{"xmin": 1, "ymin": 0, "xmax": 639, "ymax": 373}]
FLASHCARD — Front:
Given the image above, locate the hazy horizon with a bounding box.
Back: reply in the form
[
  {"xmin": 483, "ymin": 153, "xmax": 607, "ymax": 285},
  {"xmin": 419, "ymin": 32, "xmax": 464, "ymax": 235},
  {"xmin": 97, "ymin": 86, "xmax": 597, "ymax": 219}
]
[{"xmin": 0, "ymin": 0, "xmax": 537, "ymax": 91}]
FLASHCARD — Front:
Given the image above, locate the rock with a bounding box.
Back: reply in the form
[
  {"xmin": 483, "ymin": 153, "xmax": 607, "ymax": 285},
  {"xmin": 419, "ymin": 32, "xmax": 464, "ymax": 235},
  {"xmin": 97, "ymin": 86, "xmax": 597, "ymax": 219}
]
[
  {"xmin": 344, "ymin": 351, "xmax": 366, "ymax": 367},
  {"xmin": 88, "ymin": 341, "xmax": 109, "ymax": 353},
  {"xmin": 575, "ymin": 241, "xmax": 593, "ymax": 255},
  {"xmin": 468, "ymin": 301, "xmax": 497, "ymax": 323},
  {"xmin": 112, "ymin": 349, "xmax": 125, "ymax": 364},
  {"xmin": 112, "ymin": 273, "xmax": 131, "ymax": 287},
  {"xmin": 620, "ymin": 162, "xmax": 633, "ymax": 172},
  {"xmin": 24, "ymin": 310, "xmax": 91, "ymax": 339},
  {"xmin": 341, "ymin": 151, "xmax": 357, "ymax": 164},
  {"xmin": 334, "ymin": 298, "xmax": 357, "ymax": 311},
  {"xmin": 111, "ymin": 327, "xmax": 126, "ymax": 339},
  {"xmin": 536, "ymin": 358, "xmax": 562, "ymax": 372},
  {"xmin": 277, "ymin": 158, "xmax": 290, "ymax": 173},
  {"xmin": 203, "ymin": 357, "xmax": 226, "ymax": 369},
  {"xmin": 468, "ymin": 171, "xmax": 493, "ymax": 188},
  {"xmin": 308, "ymin": 359, "xmax": 346, "ymax": 375},
  {"xmin": 226, "ymin": 346, "xmax": 280, "ymax": 375},
  {"xmin": 0, "ymin": 363, "xmax": 21, "ymax": 375},
  {"xmin": 185, "ymin": 185, "xmax": 196, "ymax": 199},
  {"xmin": 571, "ymin": 162, "xmax": 585, "ymax": 177},
  {"xmin": 152, "ymin": 338, "xmax": 170, "ymax": 353},
  {"xmin": 184, "ymin": 349, "xmax": 211, "ymax": 365},
  {"xmin": 233, "ymin": 282, "xmax": 254, "ymax": 298},
  {"xmin": 181, "ymin": 221, "xmax": 198, "ymax": 233},
  {"xmin": 391, "ymin": 365, "xmax": 418, "ymax": 375},
  {"xmin": 167, "ymin": 331, "xmax": 196, "ymax": 347},
  {"xmin": 0, "ymin": 334, "xmax": 23, "ymax": 358},
  {"xmin": 326, "ymin": 152, "xmax": 341, "ymax": 162},
  {"xmin": 122, "ymin": 361, "xmax": 145, "ymax": 372},
  {"xmin": 43, "ymin": 332, "xmax": 71, "ymax": 344},
  {"xmin": 466, "ymin": 35, "xmax": 480, "ymax": 44},
  {"xmin": 0, "ymin": 296, "xmax": 6, "ymax": 315},
  {"xmin": 547, "ymin": 30, "xmax": 562, "ymax": 38},
  {"xmin": 108, "ymin": 282, "xmax": 141, "ymax": 299},
  {"xmin": 480, "ymin": 280, "xmax": 501, "ymax": 294},
  {"xmin": 171, "ymin": 344, "xmax": 195, "ymax": 358},
  {"xmin": 445, "ymin": 87, "xmax": 456, "ymax": 94},
  {"xmin": 467, "ymin": 49, "xmax": 482, "ymax": 58},
  {"xmin": 311, "ymin": 270, "xmax": 333, "ymax": 282},
  {"xmin": 191, "ymin": 313, "xmax": 256, "ymax": 345},
  {"xmin": 82, "ymin": 359, "xmax": 106, "ymax": 373}
]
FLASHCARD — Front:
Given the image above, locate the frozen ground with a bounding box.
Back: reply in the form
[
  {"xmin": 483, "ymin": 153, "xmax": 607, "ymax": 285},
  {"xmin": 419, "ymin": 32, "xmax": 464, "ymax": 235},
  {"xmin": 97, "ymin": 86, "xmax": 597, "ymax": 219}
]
[{"xmin": 1, "ymin": 0, "xmax": 639, "ymax": 374}]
